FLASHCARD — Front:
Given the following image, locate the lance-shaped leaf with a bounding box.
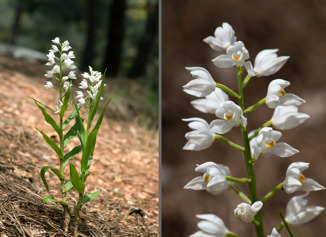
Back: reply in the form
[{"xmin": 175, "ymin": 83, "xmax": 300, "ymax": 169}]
[
  {"xmin": 43, "ymin": 195, "xmax": 68, "ymax": 206},
  {"xmin": 70, "ymin": 163, "xmax": 85, "ymax": 194},
  {"xmin": 60, "ymin": 87, "xmax": 71, "ymax": 120},
  {"xmin": 63, "ymin": 145, "xmax": 82, "ymax": 168},
  {"xmin": 36, "ymin": 128, "xmax": 64, "ymax": 160},
  {"xmin": 71, "ymin": 93, "xmax": 85, "ymax": 147},
  {"xmin": 28, "ymin": 96, "xmax": 55, "ymax": 112},
  {"xmin": 63, "ymin": 115, "xmax": 86, "ymax": 148},
  {"xmin": 35, "ymin": 101, "xmax": 62, "ymax": 137},
  {"xmin": 81, "ymin": 191, "xmax": 100, "ymax": 206},
  {"xmin": 80, "ymin": 128, "xmax": 98, "ymax": 173},
  {"xmin": 64, "ymin": 180, "xmax": 74, "ymax": 192},
  {"xmin": 40, "ymin": 166, "xmax": 64, "ymax": 191},
  {"xmin": 87, "ymin": 69, "xmax": 107, "ymax": 131},
  {"xmin": 63, "ymin": 108, "xmax": 78, "ymax": 130}
]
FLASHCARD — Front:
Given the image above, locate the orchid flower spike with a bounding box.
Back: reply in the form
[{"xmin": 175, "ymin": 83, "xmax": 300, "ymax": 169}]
[
  {"xmin": 191, "ymin": 88, "xmax": 229, "ymax": 114},
  {"xmin": 203, "ymin": 22, "xmax": 236, "ymax": 51},
  {"xmin": 182, "ymin": 118, "xmax": 216, "ymax": 151},
  {"xmin": 271, "ymin": 105, "xmax": 310, "ymax": 130},
  {"xmin": 183, "ymin": 67, "xmax": 216, "ymax": 97},
  {"xmin": 285, "ymin": 192, "xmax": 324, "ymax": 225},
  {"xmin": 245, "ymin": 49, "xmax": 289, "ymax": 77},
  {"xmin": 283, "ymin": 162, "xmax": 325, "ymax": 194},
  {"xmin": 210, "ymin": 101, "xmax": 247, "ymax": 134},
  {"xmin": 213, "ymin": 41, "xmax": 250, "ymax": 68},
  {"xmin": 250, "ymin": 127, "xmax": 298, "ymax": 159},
  {"xmin": 184, "ymin": 162, "xmax": 232, "ymax": 195},
  {"xmin": 190, "ymin": 214, "xmax": 229, "ymax": 237},
  {"xmin": 234, "ymin": 201, "xmax": 263, "ymax": 224},
  {"xmin": 267, "ymin": 228, "xmax": 281, "ymax": 237},
  {"xmin": 266, "ymin": 79, "xmax": 305, "ymax": 108}
]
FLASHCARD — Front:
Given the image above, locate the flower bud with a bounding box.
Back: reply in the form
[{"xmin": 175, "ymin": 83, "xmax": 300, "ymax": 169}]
[{"xmin": 234, "ymin": 201, "xmax": 263, "ymax": 223}]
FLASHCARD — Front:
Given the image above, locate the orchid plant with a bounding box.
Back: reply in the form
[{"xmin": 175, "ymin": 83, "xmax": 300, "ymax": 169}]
[
  {"xmin": 182, "ymin": 23, "xmax": 325, "ymax": 236},
  {"xmin": 30, "ymin": 37, "xmax": 110, "ymax": 236}
]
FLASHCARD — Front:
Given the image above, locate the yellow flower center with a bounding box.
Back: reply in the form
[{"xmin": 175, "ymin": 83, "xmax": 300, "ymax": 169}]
[
  {"xmin": 204, "ymin": 174, "xmax": 211, "ymax": 183},
  {"xmin": 299, "ymin": 175, "xmax": 305, "ymax": 184},
  {"xmin": 264, "ymin": 140, "xmax": 275, "ymax": 148},
  {"xmin": 232, "ymin": 54, "xmax": 240, "ymax": 61},
  {"xmin": 278, "ymin": 89, "xmax": 285, "ymax": 96},
  {"xmin": 224, "ymin": 110, "xmax": 235, "ymax": 120}
]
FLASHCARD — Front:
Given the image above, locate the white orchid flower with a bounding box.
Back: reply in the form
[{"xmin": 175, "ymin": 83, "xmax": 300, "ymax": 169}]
[
  {"xmin": 203, "ymin": 22, "xmax": 236, "ymax": 51},
  {"xmin": 211, "ymin": 101, "xmax": 247, "ymax": 134},
  {"xmin": 184, "ymin": 162, "xmax": 232, "ymax": 195},
  {"xmin": 267, "ymin": 228, "xmax": 281, "ymax": 237},
  {"xmin": 51, "ymin": 37, "xmax": 60, "ymax": 44},
  {"xmin": 183, "ymin": 67, "xmax": 216, "ymax": 97},
  {"xmin": 285, "ymin": 192, "xmax": 324, "ymax": 225},
  {"xmin": 213, "ymin": 41, "xmax": 250, "ymax": 68},
  {"xmin": 44, "ymin": 81, "xmax": 53, "ymax": 89},
  {"xmin": 234, "ymin": 201, "xmax": 263, "ymax": 224},
  {"xmin": 271, "ymin": 105, "xmax": 310, "ymax": 130},
  {"xmin": 190, "ymin": 214, "xmax": 229, "ymax": 237},
  {"xmin": 283, "ymin": 162, "xmax": 325, "ymax": 194},
  {"xmin": 245, "ymin": 49, "xmax": 289, "ymax": 77},
  {"xmin": 266, "ymin": 79, "xmax": 305, "ymax": 108},
  {"xmin": 250, "ymin": 127, "xmax": 298, "ymax": 159},
  {"xmin": 191, "ymin": 88, "xmax": 229, "ymax": 114},
  {"xmin": 182, "ymin": 118, "xmax": 216, "ymax": 151}
]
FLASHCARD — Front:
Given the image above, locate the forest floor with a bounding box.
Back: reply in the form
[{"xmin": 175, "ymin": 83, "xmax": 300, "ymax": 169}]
[{"xmin": 0, "ymin": 56, "xmax": 159, "ymax": 236}]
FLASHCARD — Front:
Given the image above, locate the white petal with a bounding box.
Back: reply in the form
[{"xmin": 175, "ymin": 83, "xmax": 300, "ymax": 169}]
[
  {"xmin": 302, "ymin": 178, "xmax": 325, "ymax": 192},
  {"xmin": 280, "ymin": 93, "xmax": 306, "ymax": 106},
  {"xmin": 272, "ymin": 143, "xmax": 299, "ymax": 157},
  {"xmin": 244, "ymin": 61, "xmax": 256, "ymax": 76},
  {"xmin": 209, "ymin": 119, "xmax": 233, "ymax": 134},
  {"xmin": 212, "ymin": 55, "xmax": 235, "ymax": 68},
  {"xmin": 182, "ymin": 117, "xmax": 209, "ymax": 131},
  {"xmin": 184, "ymin": 176, "xmax": 206, "ymax": 190},
  {"xmin": 284, "ymin": 176, "xmax": 302, "ymax": 194},
  {"xmin": 195, "ymin": 162, "xmax": 218, "ymax": 173}
]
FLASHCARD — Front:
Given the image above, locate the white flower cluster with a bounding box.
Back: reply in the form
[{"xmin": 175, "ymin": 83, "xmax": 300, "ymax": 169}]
[
  {"xmin": 44, "ymin": 37, "xmax": 77, "ymax": 112},
  {"xmin": 184, "ymin": 23, "xmax": 324, "ymax": 237},
  {"xmin": 76, "ymin": 66, "xmax": 104, "ymax": 106}
]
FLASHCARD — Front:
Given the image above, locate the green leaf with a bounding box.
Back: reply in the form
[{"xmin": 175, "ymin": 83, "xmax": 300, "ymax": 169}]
[
  {"xmin": 60, "ymin": 87, "xmax": 71, "ymax": 120},
  {"xmin": 36, "ymin": 128, "xmax": 64, "ymax": 160},
  {"xmin": 63, "ymin": 107, "xmax": 78, "ymax": 130},
  {"xmin": 70, "ymin": 163, "xmax": 85, "ymax": 194},
  {"xmin": 81, "ymin": 191, "xmax": 100, "ymax": 206},
  {"xmin": 63, "ymin": 145, "xmax": 82, "ymax": 168},
  {"xmin": 70, "ymin": 93, "xmax": 85, "ymax": 147},
  {"xmin": 84, "ymin": 154, "xmax": 93, "ymax": 181},
  {"xmin": 28, "ymin": 96, "xmax": 55, "ymax": 112},
  {"xmin": 42, "ymin": 195, "xmax": 68, "ymax": 206},
  {"xmin": 63, "ymin": 124, "xmax": 77, "ymax": 148},
  {"xmin": 64, "ymin": 180, "xmax": 74, "ymax": 192},
  {"xmin": 40, "ymin": 166, "xmax": 64, "ymax": 191},
  {"xmin": 87, "ymin": 70, "xmax": 107, "ymax": 131},
  {"xmin": 80, "ymin": 128, "xmax": 98, "ymax": 173},
  {"xmin": 34, "ymin": 101, "xmax": 62, "ymax": 137},
  {"xmin": 92, "ymin": 99, "xmax": 111, "ymax": 132}
]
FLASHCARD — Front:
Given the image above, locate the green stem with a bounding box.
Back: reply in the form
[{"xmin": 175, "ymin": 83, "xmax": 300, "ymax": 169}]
[
  {"xmin": 280, "ymin": 212, "xmax": 293, "ymax": 237},
  {"xmin": 226, "ymin": 231, "xmax": 240, "ymax": 237},
  {"xmin": 74, "ymin": 194, "xmax": 83, "ymax": 237},
  {"xmin": 216, "ymin": 83, "xmax": 240, "ymax": 99},
  {"xmin": 237, "ymin": 66, "xmax": 264, "ymax": 236},
  {"xmin": 214, "ymin": 134, "xmax": 244, "ymax": 151},
  {"xmin": 243, "ymin": 74, "xmax": 252, "ymax": 87},
  {"xmin": 244, "ymin": 98, "xmax": 266, "ymax": 114},
  {"xmin": 261, "ymin": 182, "xmax": 284, "ymax": 202},
  {"xmin": 229, "ymin": 184, "xmax": 251, "ymax": 204},
  {"xmin": 225, "ymin": 176, "xmax": 251, "ymax": 183},
  {"xmin": 249, "ymin": 120, "xmax": 273, "ymax": 140},
  {"xmin": 276, "ymin": 221, "xmax": 285, "ymax": 233}
]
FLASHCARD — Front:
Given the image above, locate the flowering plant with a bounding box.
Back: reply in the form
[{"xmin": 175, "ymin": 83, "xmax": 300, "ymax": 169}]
[
  {"xmin": 182, "ymin": 23, "xmax": 324, "ymax": 236},
  {"xmin": 30, "ymin": 37, "xmax": 110, "ymax": 236}
]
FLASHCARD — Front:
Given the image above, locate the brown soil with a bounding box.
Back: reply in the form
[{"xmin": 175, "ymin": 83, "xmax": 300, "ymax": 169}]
[{"xmin": 0, "ymin": 56, "xmax": 159, "ymax": 236}]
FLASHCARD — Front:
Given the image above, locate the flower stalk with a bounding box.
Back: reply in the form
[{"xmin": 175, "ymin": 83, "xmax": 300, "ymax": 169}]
[
  {"xmin": 214, "ymin": 134, "xmax": 244, "ymax": 151},
  {"xmin": 261, "ymin": 182, "xmax": 284, "ymax": 202}
]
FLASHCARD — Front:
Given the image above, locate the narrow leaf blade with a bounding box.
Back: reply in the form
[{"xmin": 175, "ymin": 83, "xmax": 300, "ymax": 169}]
[
  {"xmin": 43, "ymin": 195, "xmax": 68, "ymax": 206},
  {"xmin": 80, "ymin": 128, "xmax": 98, "ymax": 173},
  {"xmin": 63, "ymin": 145, "xmax": 82, "ymax": 168},
  {"xmin": 60, "ymin": 87, "xmax": 71, "ymax": 119},
  {"xmin": 70, "ymin": 163, "xmax": 85, "ymax": 194},
  {"xmin": 35, "ymin": 101, "xmax": 62, "ymax": 137},
  {"xmin": 36, "ymin": 128, "xmax": 64, "ymax": 160},
  {"xmin": 81, "ymin": 191, "xmax": 100, "ymax": 206}
]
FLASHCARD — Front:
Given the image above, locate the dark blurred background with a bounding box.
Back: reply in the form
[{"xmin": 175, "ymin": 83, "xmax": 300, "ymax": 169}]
[
  {"xmin": 162, "ymin": 0, "xmax": 326, "ymax": 236},
  {"xmin": 0, "ymin": 0, "xmax": 158, "ymax": 126}
]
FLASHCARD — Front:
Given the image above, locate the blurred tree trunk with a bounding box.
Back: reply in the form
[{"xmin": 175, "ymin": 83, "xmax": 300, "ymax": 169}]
[
  {"xmin": 102, "ymin": 0, "xmax": 127, "ymax": 77},
  {"xmin": 81, "ymin": 0, "xmax": 98, "ymax": 71},
  {"xmin": 128, "ymin": 1, "xmax": 158, "ymax": 79},
  {"xmin": 9, "ymin": 0, "xmax": 25, "ymax": 45}
]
